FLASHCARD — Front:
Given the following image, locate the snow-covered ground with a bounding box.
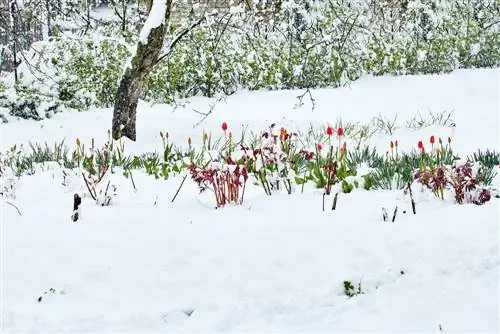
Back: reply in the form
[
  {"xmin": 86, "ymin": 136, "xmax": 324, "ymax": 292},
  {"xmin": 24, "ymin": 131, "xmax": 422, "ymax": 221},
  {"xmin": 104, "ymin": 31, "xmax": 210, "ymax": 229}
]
[{"xmin": 1, "ymin": 68, "xmax": 499, "ymax": 332}]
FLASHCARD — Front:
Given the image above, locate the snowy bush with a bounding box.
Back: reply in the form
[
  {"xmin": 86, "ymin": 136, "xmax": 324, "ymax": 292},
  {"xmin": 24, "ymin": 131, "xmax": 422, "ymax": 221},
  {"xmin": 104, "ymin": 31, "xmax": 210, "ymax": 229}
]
[{"xmin": 0, "ymin": 86, "xmax": 62, "ymax": 121}]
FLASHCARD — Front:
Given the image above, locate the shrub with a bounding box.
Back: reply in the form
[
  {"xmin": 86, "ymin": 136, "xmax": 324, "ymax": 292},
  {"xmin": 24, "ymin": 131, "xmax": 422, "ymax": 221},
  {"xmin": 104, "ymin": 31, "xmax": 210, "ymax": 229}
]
[
  {"xmin": 0, "ymin": 86, "xmax": 62, "ymax": 121},
  {"xmin": 7, "ymin": 0, "xmax": 497, "ymax": 114}
]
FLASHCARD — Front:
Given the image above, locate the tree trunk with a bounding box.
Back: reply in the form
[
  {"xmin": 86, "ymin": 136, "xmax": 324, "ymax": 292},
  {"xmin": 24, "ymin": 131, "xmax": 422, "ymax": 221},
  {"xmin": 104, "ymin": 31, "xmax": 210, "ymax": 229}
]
[{"xmin": 112, "ymin": 0, "xmax": 172, "ymax": 141}]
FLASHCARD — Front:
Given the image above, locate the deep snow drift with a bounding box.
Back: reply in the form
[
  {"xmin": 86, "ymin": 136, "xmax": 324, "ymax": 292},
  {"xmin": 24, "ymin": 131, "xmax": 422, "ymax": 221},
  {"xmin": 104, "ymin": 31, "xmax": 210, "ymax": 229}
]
[{"xmin": 1, "ymin": 68, "xmax": 499, "ymax": 332}]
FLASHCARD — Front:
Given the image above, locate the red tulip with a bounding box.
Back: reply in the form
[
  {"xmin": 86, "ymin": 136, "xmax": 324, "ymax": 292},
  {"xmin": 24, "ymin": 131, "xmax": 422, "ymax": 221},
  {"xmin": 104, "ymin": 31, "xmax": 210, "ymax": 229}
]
[
  {"xmin": 326, "ymin": 126, "xmax": 333, "ymax": 136},
  {"xmin": 337, "ymin": 127, "xmax": 344, "ymax": 137},
  {"xmin": 221, "ymin": 122, "xmax": 228, "ymax": 131},
  {"xmin": 317, "ymin": 143, "xmax": 323, "ymax": 151},
  {"xmin": 430, "ymin": 136, "xmax": 435, "ymax": 144},
  {"xmin": 418, "ymin": 141, "xmax": 423, "ymax": 149}
]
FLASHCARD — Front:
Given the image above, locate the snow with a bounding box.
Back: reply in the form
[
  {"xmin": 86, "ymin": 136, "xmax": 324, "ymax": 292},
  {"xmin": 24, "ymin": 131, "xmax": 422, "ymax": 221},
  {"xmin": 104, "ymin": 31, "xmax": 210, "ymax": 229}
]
[
  {"xmin": 3, "ymin": 68, "xmax": 498, "ymax": 156},
  {"xmin": 139, "ymin": 0, "xmax": 168, "ymax": 44},
  {"xmin": 1, "ymin": 68, "xmax": 500, "ymax": 332}
]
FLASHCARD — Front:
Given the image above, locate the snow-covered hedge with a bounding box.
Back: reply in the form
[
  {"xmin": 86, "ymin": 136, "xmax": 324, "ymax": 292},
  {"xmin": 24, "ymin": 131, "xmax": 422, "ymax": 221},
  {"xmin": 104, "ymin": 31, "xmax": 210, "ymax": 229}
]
[
  {"xmin": 0, "ymin": 86, "xmax": 62, "ymax": 122},
  {"xmin": 4, "ymin": 0, "xmax": 499, "ymax": 114}
]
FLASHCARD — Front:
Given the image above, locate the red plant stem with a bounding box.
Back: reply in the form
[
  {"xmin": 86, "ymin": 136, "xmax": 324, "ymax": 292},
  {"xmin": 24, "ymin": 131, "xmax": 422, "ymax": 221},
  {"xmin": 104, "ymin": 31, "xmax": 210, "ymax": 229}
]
[
  {"xmin": 228, "ymin": 178, "xmax": 232, "ymax": 203},
  {"xmin": 240, "ymin": 181, "xmax": 246, "ymax": 204},
  {"xmin": 82, "ymin": 173, "xmax": 97, "ymax": 201},
  {"xmin": 220, "ymin": 176, "xmax": 226, "ymax": 206},
  {"xmin": 217, "ymin": 177, "xmax": 223, "ymax": 207},
  {"xmin": 338, "ymin": 136, "xmax": 341, "ymax": 160},
  {"xmin": 211, "ymin": 179, "xmax": 220, "ymax": 207}
]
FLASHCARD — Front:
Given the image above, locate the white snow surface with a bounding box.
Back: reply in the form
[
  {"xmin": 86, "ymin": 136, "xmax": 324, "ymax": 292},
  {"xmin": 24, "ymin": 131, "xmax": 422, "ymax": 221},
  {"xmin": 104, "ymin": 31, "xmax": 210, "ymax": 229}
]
[
  {"xmin": 1, "ymin": 68, "xmax": 500, "ymax": 332},
  {"xmin": 139, "ymin": 0, "xmax": 168, "ymax": 44}
]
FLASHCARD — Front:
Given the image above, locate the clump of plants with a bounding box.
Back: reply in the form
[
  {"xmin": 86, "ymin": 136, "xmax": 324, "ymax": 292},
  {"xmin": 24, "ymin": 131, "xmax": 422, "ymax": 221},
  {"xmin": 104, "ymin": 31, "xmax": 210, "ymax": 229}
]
[
  {"xmin": 343, "ymin": 280, "xmax": 365, "ymax": 298},
  {"xmin": 188, "ymin": 161, "xmax": 249, "ymax": 208},
  {"xmin": 414, "ymin": 162, "xmax": 491, "ymax": 205},
  {"xmin": 368, "ymin": 136, "xmax": 460, "ymax": 190},
  {"xmin": 3, "ymin": 124, "xmax": 499, "ymax": 211}
]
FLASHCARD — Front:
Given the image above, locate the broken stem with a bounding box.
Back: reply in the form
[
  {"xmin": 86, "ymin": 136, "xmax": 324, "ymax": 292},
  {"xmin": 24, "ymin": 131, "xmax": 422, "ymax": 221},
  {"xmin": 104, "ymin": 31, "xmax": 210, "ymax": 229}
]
[
  {"xmin": 5, "ymin": 201, "xmax": 22, "ymax": 216},
  {"xmin": 82, "ymin": 173, "xmax": 97, "ymax": 201},
  {"xmin": 171, "ymin": 174, "xmax": 188, "ymax": 203},
  {"xmin": 332, "ymin": 192, "xmax": 338, "ymax": 210}
]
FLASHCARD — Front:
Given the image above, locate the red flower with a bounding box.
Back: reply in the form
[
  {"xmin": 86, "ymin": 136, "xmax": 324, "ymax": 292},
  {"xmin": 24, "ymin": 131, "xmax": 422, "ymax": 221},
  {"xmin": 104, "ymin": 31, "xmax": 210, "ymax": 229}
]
[
  {"xmin": 326, "ymin": 126, "xmax": 333, "ymax": 136},
  {"xmin": 337, "ymin": 127, "xmax": 344, "ymax": 137},
  {"xmin": 280, "ymin": 127, "xmax": 288, "ymax": 140},
  {"xmin": 317, "ymin": 143, "xmax": 323, "ymax": 151},
  {"xmin": 430, "ymin": 136, "xmax": 435, "ymax": 144},
  {"xmin": 222, "ymin": 122, "xmax": 228, "ymax": 131},
  {"xmin": 418, "ymin": 141, "xmax": 423, "ymax": 149}
]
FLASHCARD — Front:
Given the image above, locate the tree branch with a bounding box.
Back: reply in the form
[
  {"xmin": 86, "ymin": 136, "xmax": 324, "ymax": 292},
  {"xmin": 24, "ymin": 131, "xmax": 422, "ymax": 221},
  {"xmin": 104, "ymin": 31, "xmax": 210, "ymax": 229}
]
[{"xmin": 154, "ymin": 15, "xmax": 207, "ymax": 66}]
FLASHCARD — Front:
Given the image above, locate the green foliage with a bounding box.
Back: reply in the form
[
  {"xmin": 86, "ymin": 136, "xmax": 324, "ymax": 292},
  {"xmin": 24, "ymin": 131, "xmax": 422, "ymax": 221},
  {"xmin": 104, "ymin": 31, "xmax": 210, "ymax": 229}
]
[
  {"xmin": 476, "ymin": 164, "xmax": 497, "ymax": 186},
  {"xmin": 468, "ymin": 149, "xmax": 500, "ymax": 168},
  {"xmin": 55, "ymin": 37, "xmax": 131, "ymax": 107},
  {"xmin": 6, "ymin": 0, "xmax": 496, "ymax": 115},
  {"xmin": 343, "ymin": 280, "xmax": 364, "ymax": 298}
]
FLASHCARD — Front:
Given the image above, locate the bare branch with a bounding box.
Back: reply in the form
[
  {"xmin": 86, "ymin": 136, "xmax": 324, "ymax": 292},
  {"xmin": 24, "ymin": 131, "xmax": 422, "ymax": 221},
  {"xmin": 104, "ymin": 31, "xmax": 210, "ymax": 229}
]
[
  {"xmin": 154, "ymin": 15, "xmax": 208, "ymax": 66},
  {"xmin": 6, "ymin": 200, "xmax": 22, "ymax": 216}
]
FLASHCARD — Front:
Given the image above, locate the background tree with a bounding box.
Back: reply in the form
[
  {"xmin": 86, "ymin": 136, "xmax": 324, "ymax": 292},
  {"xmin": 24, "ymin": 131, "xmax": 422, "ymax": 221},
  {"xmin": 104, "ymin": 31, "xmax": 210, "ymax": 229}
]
[
  {"xmin": 111, "ymin": 0, "xmax": 172, "ymax": 141},
  {"xmin": 111, "ymin": 0, "xmax": 212, "ymax": 141}
]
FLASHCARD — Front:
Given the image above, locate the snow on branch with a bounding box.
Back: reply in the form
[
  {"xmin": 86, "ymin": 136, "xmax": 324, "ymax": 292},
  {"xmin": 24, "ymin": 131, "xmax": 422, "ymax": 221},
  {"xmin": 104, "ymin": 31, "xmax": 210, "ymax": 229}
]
[{"xmin": 139, "ymin": 0, "xmax": 168, "ymax": 44}]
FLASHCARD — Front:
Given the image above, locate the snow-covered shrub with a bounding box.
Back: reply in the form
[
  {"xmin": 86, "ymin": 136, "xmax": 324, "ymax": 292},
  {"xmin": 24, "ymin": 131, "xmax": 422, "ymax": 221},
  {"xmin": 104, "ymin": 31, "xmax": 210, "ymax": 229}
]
[
  {"xmin": 364, "ymin": 0, "xmax": 499, "ymax": 75},
  {"xmin": 6, "ymin": 0, "xmax": 499, "ymax": 111},
  {"xmin": 0, "ymin": 86, "xmax": 62, "ymax": 121},
  {"xmin": 36, "ymin": 34, "xmax": 131, "ymax": 108}
]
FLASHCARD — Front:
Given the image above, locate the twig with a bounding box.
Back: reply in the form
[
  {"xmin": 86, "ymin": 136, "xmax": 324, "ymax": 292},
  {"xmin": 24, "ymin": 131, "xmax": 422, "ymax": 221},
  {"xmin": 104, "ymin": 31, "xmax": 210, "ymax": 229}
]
[
  {"xmin": 295, "ymin": 88, "xmax": 316, "ymax": 112},
  {"xmin": 407, "ymin": 181, "xmax": 417, "ymax": 214},
  {"xmin": 104, "ymin": 180, "xmax": 111, "ymax": 198},
  {"xmin": 6, "ymin": 200, "xmax": 21, "ymax": 216},
  {"xmin": 155, "ymin": 15, "xmax": 211, "ymax": 66},
  {"xmin": 392, "ymin": 206, "xmax": 398, "ymax": 222},
  {"xmin": 171, "ymin": 174, "xmax": 188, "ymax": 203},
  {"xmin": 82, "ymin": 173, "xmax": 97, "ymax": 201},
  {"xmin": 332, "ymin": 192, "xmax": 339, "ymax": 210},
  {"xmin": 382, "ymin": 207, "xmax": 388, "ymax": 221},
  {"xmin": 192, "ymin": 95, "xmax": 227, "ymax": 128},
  {"xmin": 129, "ymin": 170, "xmax": 137, "ymax": 191}
]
